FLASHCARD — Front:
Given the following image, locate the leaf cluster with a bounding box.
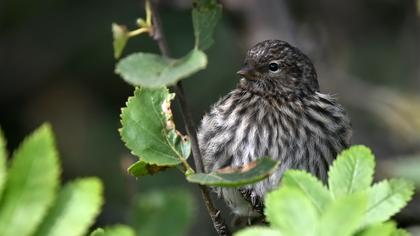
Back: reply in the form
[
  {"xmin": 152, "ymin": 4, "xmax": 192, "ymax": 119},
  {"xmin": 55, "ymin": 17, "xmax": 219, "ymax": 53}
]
[
  {"xmin": 113, "ymin": 0, "xmax": 220, "ymax": 88},
  {"xmin": 112, "ymin": 1, "xmax": 416, "ymax": 236},
  {"xmin": 0, "ymin": 123, "xmax": 194, "ymax": 236},
  {"xmin": 236, "ymin": 146, "xmax": 415, "ymax": 236},
  {"xmin": 90, "ymin": 188, "xmax": 195, "ymax": 236},
  {"xmin": 0, "ymin": 124, "xmax": 105, "ymax": 236},
  {"xmin": 116, "ymin": 0, "xmax": 279, "ymax": 187}
]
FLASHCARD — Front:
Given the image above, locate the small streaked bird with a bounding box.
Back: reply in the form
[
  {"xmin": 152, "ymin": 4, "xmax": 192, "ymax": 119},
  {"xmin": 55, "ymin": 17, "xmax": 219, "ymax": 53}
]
[{"xmin": 197, "ymin": 39, "xmax": 352, "ymax": 219}]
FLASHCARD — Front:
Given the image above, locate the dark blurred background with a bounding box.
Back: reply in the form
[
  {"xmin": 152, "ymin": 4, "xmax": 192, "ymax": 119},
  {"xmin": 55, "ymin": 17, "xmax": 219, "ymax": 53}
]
[{"xmin": 1, "ymin": 0, "xmax": 420, "ymax": 235}]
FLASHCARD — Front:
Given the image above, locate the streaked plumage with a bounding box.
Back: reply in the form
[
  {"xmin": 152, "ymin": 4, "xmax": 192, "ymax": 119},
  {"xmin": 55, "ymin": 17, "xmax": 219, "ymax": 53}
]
[{"xmin": 198, "ymin": 40, "xmax": 351, "ymax": 217}]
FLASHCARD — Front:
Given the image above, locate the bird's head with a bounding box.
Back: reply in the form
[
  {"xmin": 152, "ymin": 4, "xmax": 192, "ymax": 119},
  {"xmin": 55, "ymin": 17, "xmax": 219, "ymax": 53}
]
[{"xmin": 238, "ymin": 40, "xmax": 319, "ymax": 96}]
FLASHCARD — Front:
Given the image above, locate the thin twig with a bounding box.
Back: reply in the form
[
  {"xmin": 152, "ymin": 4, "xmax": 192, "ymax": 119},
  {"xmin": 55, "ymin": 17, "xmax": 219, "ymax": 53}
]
[
  {"xmin": 172, "ymin": 83, "xmax": 204, "ymax": 173},
  {"xmin": 148, "ymin": 1, "xmax": 231, "ymax": 235}
]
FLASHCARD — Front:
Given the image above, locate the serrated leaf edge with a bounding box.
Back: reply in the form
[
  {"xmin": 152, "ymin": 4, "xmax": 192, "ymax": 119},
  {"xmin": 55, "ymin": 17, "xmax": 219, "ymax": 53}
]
[{"xmin": 119, "ymin": 87, "xmax": 190, "ymax": 166}]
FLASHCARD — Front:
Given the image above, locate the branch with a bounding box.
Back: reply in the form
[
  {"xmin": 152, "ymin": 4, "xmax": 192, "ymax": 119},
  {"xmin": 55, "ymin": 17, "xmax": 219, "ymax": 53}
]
[
  {"xmin": 172, "ymin": 84, "xmax": 204, "ymax": 173},
  {"xmin": 148, "ymin": 1, "xmax": 231, "ymax": 235}
]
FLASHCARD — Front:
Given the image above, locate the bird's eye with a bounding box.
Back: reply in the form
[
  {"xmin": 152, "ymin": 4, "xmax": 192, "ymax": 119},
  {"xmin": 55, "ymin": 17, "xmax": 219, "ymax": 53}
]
[{"xmin": 268, "ymin": 63, "xmax": 279, "ymax": 72}]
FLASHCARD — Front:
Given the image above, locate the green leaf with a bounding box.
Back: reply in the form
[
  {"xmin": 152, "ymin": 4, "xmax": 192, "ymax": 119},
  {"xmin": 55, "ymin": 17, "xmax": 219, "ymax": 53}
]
[
  {"xmin": 133, "ymin": 189, "xmax": 194, "ymax": 236},
  {"xmin": 90, "ymin": 228, "xmax": 105, "ymax": 236},
  {"xmin": 127, "ymin": 160, "xmax": 170, "ymax": 177},
  {"xmin": 33, "ymin": 178, "xmax": 104, "ymax": 236},
  {"xmin": 120, "ymin": 87, "xmax": 191, "ymax": 166},
  {"xmin": 90, "ymin": 225, "xmax": 135, "ymax": 236},
  {"xmin": 317, "ymin": 193, "xmax": 366, "ymax": 236},
  {"xmin": 265, "ymin": 186, "xmax": 317, "ymax": 236},
  {"xmin": 0, "ymin": 128, "xmax": 7, "ymax": 201},
  {"xmin": 192, "ymin": 0, "xmax": 222, "ymax": 50},
  {"xmin": 282, "ymin": 170, "xmax": 332, "ymax": 214},
  {"xmin": 392, "ymin": 229, "xmax": 410, "ymax": 236},
  {"xmin": 235, "ymin": 227, "xmax": 282, "ymax": 236},
  {"xmin": 328, "ymin": 145, "xmax": 375, "ymax": 198},
  {"xmin": 186, "ymin": 158, "xmax": 279, "ymax": 187},
  {"xmin": 115, "ymin": 49, "xmax": 207, "ymax": 88},
  {"xmin": 0, "ymin": 124, "xmax": 60, "ymax": 236},
  {"xmin": 356, "ymin": 222, "xmax": 398, "ymax": 236},
  {"xmin": 112, "ymin": 23, "xmax": 129, "ymax": 59},
  {"xmin": 362, "ymin": 179, "xmax": 414, "ymax": 227}
]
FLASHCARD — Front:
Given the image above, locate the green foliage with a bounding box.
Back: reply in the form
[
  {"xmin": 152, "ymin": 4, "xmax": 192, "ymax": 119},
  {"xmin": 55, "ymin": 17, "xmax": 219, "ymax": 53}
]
[
  {"xmin": 0, "ymin": 128, "xmax": 6, "ymax": 200},
  {"xmin": 33, "ymin": 178, "xmax": 103, "ymax": 236},
  {"xmin": 363, "ymin": 179, "xmax": 414, "ymax": 227},
  {"xmin": 328, "ymin": 145, "xmax": 375, "ymax": 198},
  {"xmin": 0, "ymin": 124, "xmax": 60, "ymax": 236},
  {"xmin": 186, "ymin": 158, "xmax": 279, "ymax": 187},
  {"xmin": 265, "ymin": 187, "xmax": 317, "ymax": 236},
  {"xmin": 113, "ymin": 0, "xmax": 211, "ymax": 87},
  {"xmin": 113, "ymin": 1, "xmax": 416, "ymax": 235},
  {"xmin": 281, "ymin": 170, "xmax": 332, "ymax": 214},
  {"xmin": 120, "ymin": 87, "xmax": 277, "ymax": 185},
  {"xmin": 112, "ymin": 0, "xmax": 152, "ymax": 59},
  {"xmin": 112, "ymin": 23, "xmax": 129, "ymax": 59},
  {"xmin": 192, "ymin": 0, "xmax": 222, "ymax": 50},
  {"xmin": 236, "ymin": 145, "xmax": 415, "ymax": 236},
  {"xmin": 115, "ymin": 50, "xmax": 207, "ymax": 88},
  {"xmin": 127, "ymin": 160, "xmax": 169, "ymax": 177},
  {"xmin": 317, "ymin": 194, "xmax": 366, "ymax": 236},
  {"xmin": 113, "ymin": 0, "xmax": 220, "ymax": 88},
  {"xmin": 120, "ymin": 87, "xmax": 191, "ymax": 166},
  {"xmin": 113, "ymin": 0, "xmax": 278, "ymax": 202},
  {"xmin": 236, "ymin": 227, "xmax": 283, "ymax": 236},
  {"xmin": 132, "ymin": 189, "xmax": 194, "ymax": 236},
  {"xmin": 90, "ymin": 225, "xmax": 136, "ymax": 236},
  {"xmin": 90, "ymin": 228, "xmax": 105, "ymax": 236},
  {"xmin": 114, "ymin": 0, "xmax": 279, "ymax": 190},
  {"xmin": 0, "ymin": 124, "xmax": 104, "ymax": 236},
  {"xmin": 356, "ymin": 222, "xmax": 409, "ymax": 236}
]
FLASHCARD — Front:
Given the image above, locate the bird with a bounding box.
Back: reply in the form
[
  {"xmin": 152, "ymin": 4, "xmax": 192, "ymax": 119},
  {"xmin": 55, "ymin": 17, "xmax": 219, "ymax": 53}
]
[{"xmin": 197, "ymin": 39, "xmax": 352, "ymax": 220}]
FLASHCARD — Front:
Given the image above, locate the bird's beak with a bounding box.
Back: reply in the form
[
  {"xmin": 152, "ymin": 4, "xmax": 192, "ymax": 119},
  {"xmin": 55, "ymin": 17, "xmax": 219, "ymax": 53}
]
[{"xmin": 237, "ymin": 65, "xmax": 257, "ymax": 80}]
